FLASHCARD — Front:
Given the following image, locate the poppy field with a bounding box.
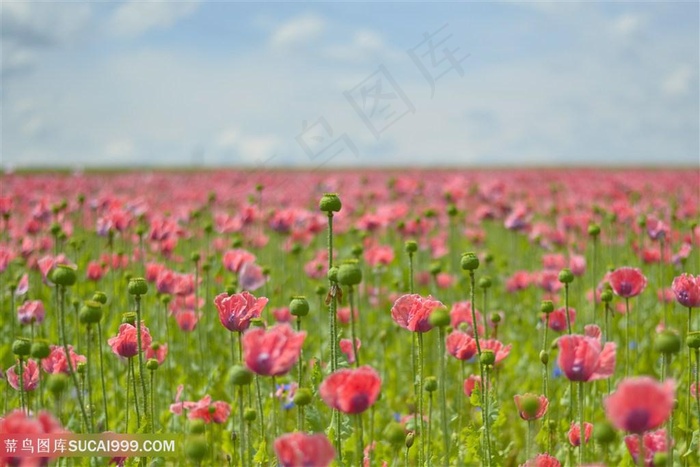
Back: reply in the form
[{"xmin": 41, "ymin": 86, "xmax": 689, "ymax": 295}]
[{"xmin": 1, "ymin": 168, "xmax": 699, "ymax": 467}]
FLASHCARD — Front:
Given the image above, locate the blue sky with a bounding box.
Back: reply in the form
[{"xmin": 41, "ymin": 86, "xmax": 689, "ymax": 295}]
[{"xmin": 2, "ymin": 1, "xmax": 698, "ymax": 168}]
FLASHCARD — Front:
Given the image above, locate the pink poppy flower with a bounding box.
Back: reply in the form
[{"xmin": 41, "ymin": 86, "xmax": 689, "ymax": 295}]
[
  {"xmin": 42, "ymin": 345, "xmax": 86, "ymax": 374},
  {"xmin": 463, "ymin": 375, "xmax": 482, "ymax": 397},
  {"xmin": 513, "ymin": 394, "xmax": 549, "ymax": 421},
  {"xmin": 609, "ymin": 267, "xmax": 647, "ymax": 298},
  {"xmin": 15, "ymin": 273, "xmax": 29, "ymax": 296},
  {"xmin": 239, "ymin": 262, "xmax": 267, "ymax": 292},
  {"xmin": 339, "ymin": 338, "xmax": 361, "ymax": 364},
  {"xmin": 243, "ymin": 324, "xmax": 306, "ymax": 377},
  {"xmin": 391, "ymin": 294, "xmax": 445, "ymax": 333},
  {"xmin": 17, "ymin": 300, "xmax": 45, "ymax": 325},
  {"xmin": 214, "ymin": 291, "xmax": 268, "ymax": 333},
  {"xmin": 145, "ymin": 343, "xmax": 168, "ymax": 365},
  {"xmin": 604, "ymin": 377, "xmax": 674, "ymax": 433},
  {"xmin": 624, "ymin": 429, "xmax": 669, "ymax": 466},
  {"xmin": 7, "ymin": 359, "xmax": 40, "ymax": 391},
  {"xmin": 557, "ymin": 333, "xmax": 616, "ymax": 382},
  {"xmin": 519, "ymin": 453, "xmax": 561, "ymax": 467},
  {"xmin": 108, "ymin": 322, "xmax": 152, "ymax": 358},
  {"xmin": 222, "ymin": 248, "xmax": 256, "ymax": 274},
  {"xmin": 671, "ymin": 273, "xmax": 700, "ymax": 308},
  {"xmin": 187, "ymin": 395, "xmax": 231, "ymax": 424},
  {"xmin": 446, "ymin": 331, "xmax": 478, "ymax": 361},
  {"xmin": 545, "ymin": 307, "xmax": 576, "ymax": 332},
  {"xmin": 0, "ymin": 409, "xmax": 67, "ymax": 466},
  {"xmin": 274, "ymin": 433, "xmax": 335, "ymax": 467},
  {"xmin": 480, "ymin": 339, "xmax": 512, "ymax": 365},
  {"xmin": 568, "ymin": 421, "xmax": 593, "ymax": 446},
  {"xmin": 364, "ymin": 245, "xmax": 394, "ymax": 268},
  {"xmin": 319, "ymin": 365, "xmax": 381, "ymax": 414}
]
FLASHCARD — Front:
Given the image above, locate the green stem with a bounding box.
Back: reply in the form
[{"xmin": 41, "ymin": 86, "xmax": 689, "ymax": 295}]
[
  {"xmin": 637, "ymin": 433, "xmax": 645, "ymax": 467},
  {"xmin": 355, "ymin": 414, "xmax": 364, "ymax": 466},
  {"xmin": 97, "ymin": 321, "xmax": 109, "ymax": 431},
  {"xmin": 408, "ymin": 252, "xmax": 414, "ymax": 294},
  {"xmin": 579, "ymin": 381, "xmax": 585, "ymax": 465},
  {"xmin": 663, "ymin": 352, "xmax": 672, "ymax": 467},
  {"xmin": 482, "ymin": 365, "xmax": 492, "ymax": 467},
  {"xmin": 696, "ymin": 349, "xmax": 700, "ymax": 433},
  {"xmin": 18, "ymin": 357, "xmax": 25, "ymax": 414},
  {"xmin": 349, "ymin": 286, "xmax": 360, "ymax": 367},
  {"xmin": 564, "ymin": 283, "xmax": 572, "ymax": 335},
  {"xmin": 254, "ymin": 375, "xmax": 266, "ymax": 458},
  {"xmin": 526, "ymin": 420, "xmax": 532, "ymax": 462},
  {"xmin": 427, "ymin": 391, "xmax": 433, "ymax": 466},
  {"xmin": 86, "ymin": 325, "xmax": 95, "ymax": 432},
  {"xmin": 130, "ymin": 358, "xmax": 140, "ymax": 428},
  {"xmin": 626, "ymin": 297, "xmax": 630, "ymax": 377},
  {"xmin": 418, "ymin": 332, "xmax": 425, "ymax": 467},
  {"xmin": 150, "ymin": 369, "xmax": 156, "ymax": 432},
  {"xmin": 238, "ymin": 386, "xmax": 247, "ymax": 467},
  {"xmin": 135, "ymin": 295, "xmax": 149, "ymax": 431},
  {"xmin": 58, "ymin": 286, "xmax": 90, "ymax": 431},
  {"xmin": 438, "ymin": 326, "xmax": 449, "ymax": 463}
]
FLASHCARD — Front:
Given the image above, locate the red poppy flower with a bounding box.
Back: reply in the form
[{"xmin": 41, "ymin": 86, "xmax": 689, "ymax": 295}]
[
  {"xmin": 243, "ymin": 324, "xmax": 306, "ymax": 377},
  {"xmin": 391, "ymin": 294, "xmax": 445, "ymax": 333},
  {"xmin": 604, "ymin": 377, "xmax": 674, "ymax": 433},
  {"xmin": 557, "ymin": 333, "xmax": 616, "ymax": 382},
  {"xmin": 0, "ymin": 409, "xmax": 67, "ymax": 466},
  {"xmin": 274, "ymin": 432, "xmax": 335, "ymax": 467},
  {"xmin": 671, "ymin": 273, "xmax": 700, "ymax": 308},
  {"xmin": 319, "ymin": 365, "xmax": 381, "ymax": 414},
  {"xmin": 446, "ymin": 331, "xmax": 478, "ymax": 361},
  {"xmin": 624, "ymin": 429, "xmax": 669, "ymax": 466},
  {"xmin": 519, "ymin": 453, "xmax": 561, "ymax": 467},
  {"xmin": 513, "ymin": 394, "xmax": 549, "ymax": 421},
  {"xmin": 609, "ymin": 267, "xmax": 647, "ymax": 298},
  {"xmin": 7, "ymin": 359, "xmax": 40, "ymax": 391},
  {"xmin": 567, "ymin": 421, "xmax": 593, "ymax": 447},
  {"xmin": 545, "ymin": 307, "xmax": 576, "ymax": 332},
  {"xmin": 214, "ymin": 291, "xmax": 268, "ymax": 333}
]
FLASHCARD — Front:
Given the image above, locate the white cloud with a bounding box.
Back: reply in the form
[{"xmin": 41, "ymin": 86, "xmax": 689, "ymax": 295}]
[
  {"xmin": 612, "ymin": 13, "xmax": 646, "ymax": 37},
  {"xmin": 269, "ymin": 13, "xmax": 326, "ymax": 48},
  {"xmin": 108, "ymin": 1, "xmax": 200, "ymax": 38},
  {"xmin": 662, "ymin": 65, "xmax": 695, "ymax": 97}
]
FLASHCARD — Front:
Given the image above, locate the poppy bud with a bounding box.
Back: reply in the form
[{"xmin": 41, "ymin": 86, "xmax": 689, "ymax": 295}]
[
  {"xmin": 424, "ymin": 377, "xmax": 438, "ymax": 392},
  {"xmin": 319, "ymin": 193, "xmax": 342, "ymax": 213},
  {"xmin": 404, "ymin": 241, "xmax": 418, "ymax": 254},
  {"xmin": 539, "ymin": 350, "xmax": 549, "ymax": 365},
  {"xmin": 478, "ymin": 277, "xmax": 492, "ymax": 289},
  {"xmin": 429, "ymin": 262, "xmax": 442, "ymax": 276},
  {"xmin": 128, "ymin": 277, "xmax": 148, "ymax": 296},
  {"xmin": 50, "ymin": 264, "xmax": 77, "ymax": 287},
  {"xmin": 290, "ymin": 243, "xmax": 302, "ymax": 256},
  {"xmin": 160, "ymin": 294, "xmax": 172, "ymax": 306},
  {"xmin": 519, "ymin": 394, "xmax": 541, "ymax": 419},
  {"xmin": 92, "ymin": 291, "xmax": 108, "ymax": 304},
  {"xmin": 337, "ymin": 261, "xmax": 362, "ymax": 286},
  {"xmin": 77, "ymin": 362, "xmax": 87, "ymax": 374},
  {"xmin": 405, "ymin": 432, "xmax": 415, "ymax": 448},
  {"xmin": 79, "ymin": 300, "xmax": 103, "ymax": 324},
  {"xmin": 230, "ymin": 365, "xmax": 253, "ymax": 386},
  {"xmin": 540, "ymin": 300, "xmax": 554, "ymax": 314},
  {"xmin": 290, "ymin": 296, "xmax": 310, "ymax": 317},
  {"xmin": 189, "ymin": 419, "xmax": 206, "ymax": 434},
  {"xmin": 484, "ymin": 252, "xmax": 494, "ymax": 264},
  {"xmin": 461, "ymin": 252, "xmax": 479, "ymax": 271},
  {"xmin": 480, "ymin": 349, "xmax": 495, "ymax": 366},
  {"xmin": 244, "ymin": 408, "xmax": 257, "ymax": 422},
  {"xmin": 315, "ymin": 285, "xmax": 326, "ymax": 297},
  {"xmin": 654, "ymin": 330, "xmax": 681, "ymax": 355},
  {"xmin": 558, "ymin": 268, "xmax": 574, "ymax": 284},
  {"xmin": 327, "ymin": 267, "xmax": 339, "ymax": 283},
  {"xmin": 191, "ymin": 252, "xmax": 200, "ymax": 262},
  {"xmin": 12, "ymin": 339, "xmax": 31, "ymax": 357},
  {"xmin": 50, "ymin": 223, "xmax": 62, "ymax": 236},
  {"xmin": 428, "ymin": 308, "xmax": 450, "ymax": 328},
  {"xmin": 447, "ymin": 204, "xmax": 458, "ymax": 217},
  {"xmin": 636, "ymin": 214, "xmax": 647, "ymax": 228},
  {"xmin": 202, "ymin": 262, "xmax": 211, "ymax": 272},
  {"xmin": 293, "ymin": 388, "xmax": 313, "ymax": 406},
  {"xmin": 490, "ymin": 312, "xmax": 501, "ymax": 324},
  {"xmin": 351, "ymin": 245, "xmax": 363, "ymax": 258},
  {"xmin": 601, "ymin": 289, "xmax": 613, "ymax": 303},
  {"xmin": 31, "ymin": 341, "xmax": 51, "ymax": 360}
]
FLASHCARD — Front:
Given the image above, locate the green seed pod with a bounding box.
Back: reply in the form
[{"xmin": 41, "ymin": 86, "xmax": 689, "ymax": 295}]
[
  {"xmin": 424, "ymin": 377, "xmax": 438, "ymax": 392},
  {"xmin": 428, "ymin": 308, "xmax": 450, "ymax": 328},
  {"xmin": 50, "ymin": 222, "xmax": 62, "ymax": 236},
  {"xmin": 230, "ymin": 365, "xmax": 253, "ymax": 386},
  {"xmin": 50, "ymin": 265, "xmax": 77, "ymax": 287},
  {"xmin": 600, "ymin": 289, "xmax": 613, "ymax": 303},
  {"xmin": 587, "ymin": 223, "xmax": 601, "ymax": 237},
  {"xmin": 687, "ymin": 332, "xmax": 700, "ymax": 349},
  {"xmin": 190, "ymin": 252, "xmax": 201, "ymax": 262},
  {"xmin": 189, "ymin": 419, "xmax": 206, "ymax": 434},
  {"xmin": 185, "ymin": 437, "xmax": 207, "ymax": 462},
  {"xmin": 384, "ymin": 422, "xmax": 406, "ymax": 445},
  {"xmin": 447, "ymin": 204, "xmax": 458, "ymax": 217},
  {"xmin": 92, "ymin": 291, "xmax": 108, "ymax": 305},
  {"xmin": 519, "ymin": 394, "xmax": 541, "ymax": 418},
  {"xmin": 79, "ymin": 300, "xmax": 103, "ymax": 324},
  {"xmin": 128, "ymin": 277, "xmax": 148, "ymax": 296},
  {"xmin": 480, "ymin": 349, "xmax": 495, "ymax": 366},
  {"xmin": 293, "ymin": 388, "xmax": 313, "ymax": 406},
  {"xmin": 558, "ymin": 268, "xmax": 574, "ymax": 284},
  {"xmin": 593, "ymin": 420, "xmax": 617, "ymax": 444},
  {"xmin": 315, "ymin": 285, "xmax": 326, "ymax": 297},
  {"xmin": 429, "ymin": 262, "xmax": 442, "ymax": 276},
  {"xmin": 249, "ymin": 318, "xmax": 264, "ymax": 328},
  {"xmin": 319, "ymin": 193, "xmax": 342, "ymax": 213},
  {"xmin": 654, "ymin": 330, "xmax": 681, "ymax": 355},
  {"xmin": 47, "ymin": 373, "xmax": 69, "ymax": 396},
  {"xmin": 404, "ymin": 241, "xmax": 418, "ymax": 254},
  {"xmin": 351, "ymin": 245, "xmax": 363, "ymax": 258},
  {"xmin": 146, "ymin": 358, "xmax": 159, "ymax": 371},
  {"xmin": 653, "ymin": 453, "xmax": 668, "ymax": 466},
  {"xmin": 460, "ymin": 252, "xmax": 479, "ymax": 271},
  {"xmin": 289, "ymin": 296, "xmax": 310, "ymax": 317},
  {"xmin": 484, "ymin": 252, "xmax": 494, "ymax": 264},
  {"xmin": 337, "ymin": 261, "xmax": 362, "ymax": 286},
  {"xmin": 122, "ymin": 312, "xmax": 137, "ymax": 325},
  {"xmin": 290, "ymin": 244, "xmax": 303, "ymax": 256},
  {"xmin": 226, "ymin": 284, "xmax": 237, "ymax": 296},
  {"xmin": 478, "ymin": 276, "xmax": 492, "ymax": 289},
  {"xmin": 539, "ymin": 350, "xmax": 549, "ymax": 365},
  {"xmin": 31, "ymin": 341, "xmax": 51, "ymax": 360},
  {"xmin": 540, "ymin": 300, "xmax": 554, "ymax": 314},
  {"xmin": 327, "ymin": 266, "xmax": 339, "ymax": 283},
  {"xmin": 489, "ymin": 312, "xmax": 501, "ymax": 324},
  {"xmin": 76, "ymin": 362, "xmax": 87, "ymax": 374},
  {"xmin": 244, "ymin": 408, "xmax": 257, "ymax": 422},
  {"xmin": 12, "ymin": 339, "xmax": 31, "ymax": 357}
]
